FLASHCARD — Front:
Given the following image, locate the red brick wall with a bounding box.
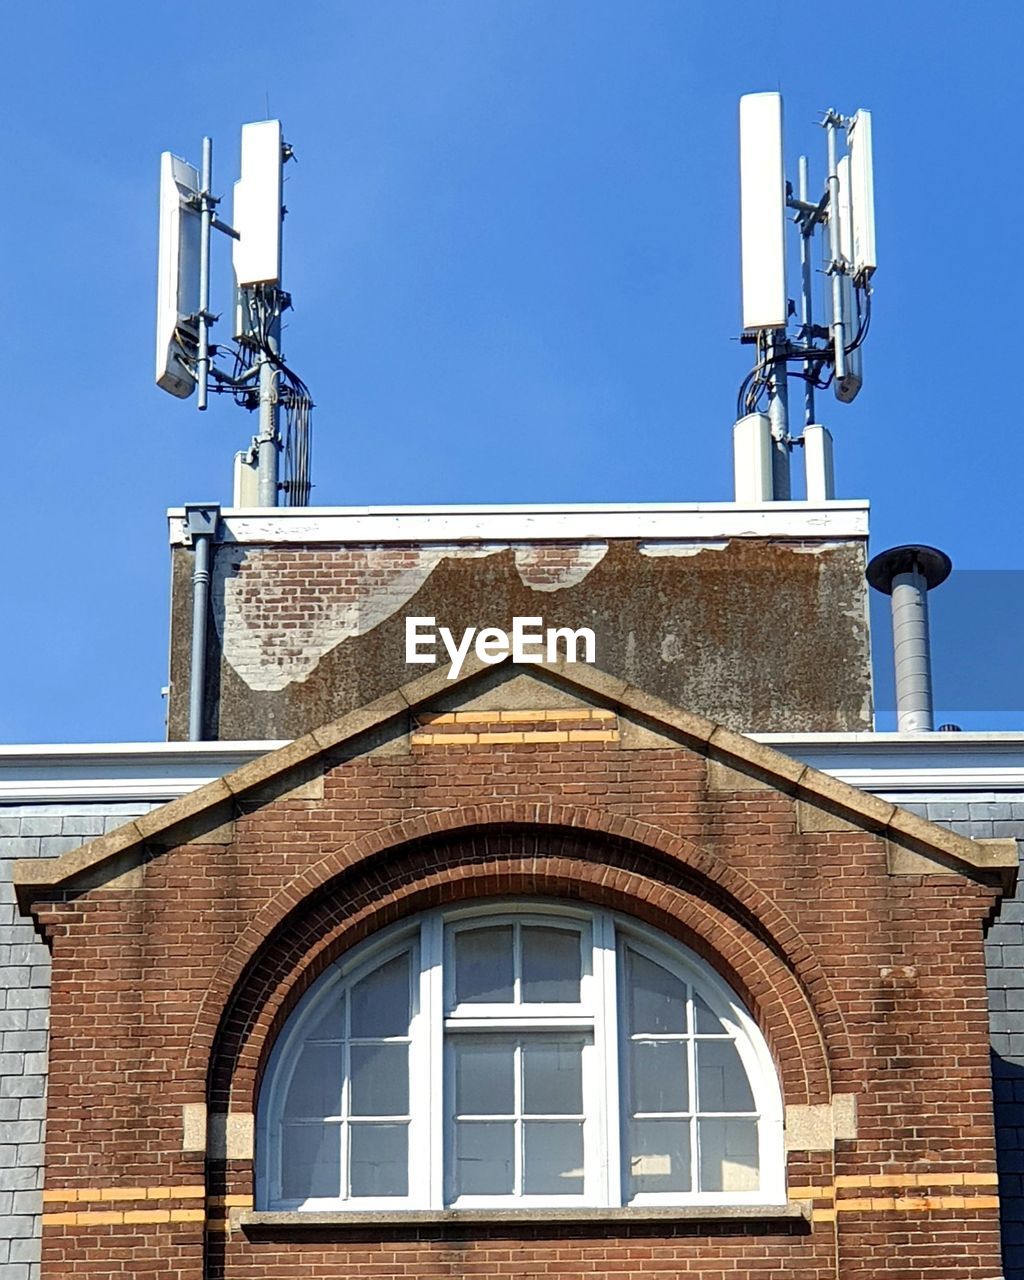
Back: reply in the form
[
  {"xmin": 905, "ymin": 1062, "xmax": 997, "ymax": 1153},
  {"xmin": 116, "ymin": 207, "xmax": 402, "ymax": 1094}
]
[{"xmin": 33, "ymin": 725, "xmax": 1002, "ymax": 1279}]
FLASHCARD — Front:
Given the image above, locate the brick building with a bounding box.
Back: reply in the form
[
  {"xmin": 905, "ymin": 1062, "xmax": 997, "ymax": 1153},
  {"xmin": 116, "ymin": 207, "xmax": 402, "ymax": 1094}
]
[{"xmin": 0, "ymin": 499, "xmax": 1022, "ymax": 1280}]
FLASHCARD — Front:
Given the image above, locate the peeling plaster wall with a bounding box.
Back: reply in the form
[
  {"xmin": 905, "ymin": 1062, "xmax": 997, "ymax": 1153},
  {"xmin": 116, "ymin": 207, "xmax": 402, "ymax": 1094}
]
[{"xmin": 167, "ymin": 537, "xmax": 873, "ymax": 740}]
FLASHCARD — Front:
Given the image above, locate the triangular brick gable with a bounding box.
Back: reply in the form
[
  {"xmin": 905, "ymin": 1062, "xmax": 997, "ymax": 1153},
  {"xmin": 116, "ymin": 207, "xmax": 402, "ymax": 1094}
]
[{"xmin": 14, "ymin": 655, "xmax": 1017, "ymax": 912}]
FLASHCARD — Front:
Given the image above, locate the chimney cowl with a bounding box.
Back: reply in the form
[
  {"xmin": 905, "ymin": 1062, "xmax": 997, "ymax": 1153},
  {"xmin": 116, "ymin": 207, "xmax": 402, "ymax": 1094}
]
[{"xmin": 866, "ymin": 544, "xmax": 951, "ymax": 595}]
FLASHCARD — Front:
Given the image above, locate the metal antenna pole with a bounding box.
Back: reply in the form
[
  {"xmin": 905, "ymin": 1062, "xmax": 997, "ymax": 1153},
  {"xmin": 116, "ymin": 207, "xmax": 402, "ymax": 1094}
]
[
  {"xmin": 766, "ymin": 330, "xmax": 791, "ymax": 500},
  {"xmin": 824, "ymin": 112, "xmax": 848, "ymax": 383},
  {"xmin": 197, "ymin": 137, "xmax": 213, "ymax": 412},
  {"xmin": 797, "ymin": 155, "xmax": 815, "ymax": 429},
  {"xmin": 256, "ymin": 297, "xmax": 280, "ymax": 506}
]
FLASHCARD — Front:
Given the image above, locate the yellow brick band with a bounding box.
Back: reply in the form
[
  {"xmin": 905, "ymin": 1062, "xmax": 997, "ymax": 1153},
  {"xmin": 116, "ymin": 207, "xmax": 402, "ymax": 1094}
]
[
  {"xmin": 411, "ymin": 732, "xmax": 478, "ymax": 745},
  {"xmin": 833, "ymin": 1194, "xmax": 1000, "ymax": 1213},
  {"xmin": 834, "ymin": 1171, "xmax": 998, "ymax": 1191},
  {"xmin": 43, "ymin": 1208, "xmax": 206, "ymax": 1228},
  {"xmin": 412, "ymin": 728, "xmax": 620, "ymax": 747},
  {"xmin": 41, "ymin": 1185, "xmax": 257, "ymax": 1232},
  {"xmin": 43, "ymin": 1185, "xmax": 205, "ymax": 1205},
  {"xmin": 44, "ymin": 1191, "xmax": 1000, "ymax": 1229},
  {"xmin": 789, "ymin": 1171, "xmax": 998, "ymax": 1204},
  {"xmin": 416, "ymin": 709, "xmax": 617, "ymax": 726}
]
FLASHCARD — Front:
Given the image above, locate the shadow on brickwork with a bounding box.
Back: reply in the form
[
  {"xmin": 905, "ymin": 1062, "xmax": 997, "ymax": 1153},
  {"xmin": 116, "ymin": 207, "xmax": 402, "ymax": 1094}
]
[{"xmin": 993, "ymin": 1050, "xmax": 1024, "ymax": 1280}]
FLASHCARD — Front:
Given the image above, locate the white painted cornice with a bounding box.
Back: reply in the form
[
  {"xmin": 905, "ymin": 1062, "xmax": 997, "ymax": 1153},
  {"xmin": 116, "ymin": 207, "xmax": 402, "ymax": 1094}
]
[
  {"xmin": 0, "ymin": 742, "xmax": 285, "ymax": 803},
  {"xmin": 3, "ymin": 728, "xmax": 1023, "ymax": 806},
  {"xmin": 167, "ymin": 500, "xmax": 870, "ymax": 547}
]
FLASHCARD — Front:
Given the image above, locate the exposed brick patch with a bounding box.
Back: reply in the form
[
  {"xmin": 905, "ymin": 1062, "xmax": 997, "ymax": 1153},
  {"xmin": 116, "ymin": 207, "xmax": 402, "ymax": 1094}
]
[{"xmin": 512, "ymin": 542, "xmax": 608, "ymax": 590}]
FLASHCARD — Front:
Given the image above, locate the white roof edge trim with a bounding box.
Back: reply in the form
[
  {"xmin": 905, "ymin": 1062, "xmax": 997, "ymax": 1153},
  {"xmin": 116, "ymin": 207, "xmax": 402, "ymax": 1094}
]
[
  {"xmin": 757, "ymin": 731, "xmax": 1024, "ymax": 794},
  {"xmin": 0, "ymin": 741, "xmax": 286, "ymax": 761},
  {"xmin": 755, "ymin": 731, "xmax": 1024, "ymax": 746},
  {"xmin": 0, "ymin": 742, "xmax": 285, "ymax": 805},
  {"xmin": 167, "ymin": 500, "xmax": 870, "ymax": 546},
  {"xmin": 3, "ymin": 731, "xmax": 1024, "ymax": 804}
]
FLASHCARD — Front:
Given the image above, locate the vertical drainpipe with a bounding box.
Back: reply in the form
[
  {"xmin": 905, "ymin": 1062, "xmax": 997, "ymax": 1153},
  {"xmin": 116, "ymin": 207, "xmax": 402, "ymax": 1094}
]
[
  {"xmin": 183, "ymin": 504, "xmax": 221, "ymax": 742},
  {"xmin": 866, "ymin": 544, "xmax": 952, "ymax": 733}
]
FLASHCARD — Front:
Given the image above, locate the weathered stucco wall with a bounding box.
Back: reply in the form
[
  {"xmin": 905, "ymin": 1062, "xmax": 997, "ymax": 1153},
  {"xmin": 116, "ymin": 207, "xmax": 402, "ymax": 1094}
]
[{"xmin": 167, "ymin": 537, "xmax": 873, "ymax": 740}]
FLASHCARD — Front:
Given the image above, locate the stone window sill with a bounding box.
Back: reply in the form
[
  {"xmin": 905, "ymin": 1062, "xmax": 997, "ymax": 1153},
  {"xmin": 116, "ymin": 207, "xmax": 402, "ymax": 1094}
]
[{"xmin": 240, "ymin": 1203, "xmax": 810, "ymax": 1239}]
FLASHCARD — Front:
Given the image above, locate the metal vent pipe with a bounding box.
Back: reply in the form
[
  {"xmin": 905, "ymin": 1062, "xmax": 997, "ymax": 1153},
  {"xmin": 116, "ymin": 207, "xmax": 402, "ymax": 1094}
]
[
  {"xmin": 867, "ymin": 545, "xmax": 951, "ymax": 733},
  {"xmin": 183, "ymin": 504, "xmax": 221, "ymax": 742}
]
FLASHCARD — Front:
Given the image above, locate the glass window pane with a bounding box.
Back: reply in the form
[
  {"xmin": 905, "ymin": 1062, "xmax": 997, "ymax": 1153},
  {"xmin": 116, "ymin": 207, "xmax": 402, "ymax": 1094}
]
[
  {"xmin": 455, "ymin": 1121, "xmax": 515, "ymax": 1195},
  {"xmin": 280, "ymin": 1123, "xmax": 341, "ymax": 1200},
  {"xmin": 351, "ymin": 953, "xmax": 411, "ymax": 1038},
  {"xmin": 694, "ymin": 992, "xmax": 725, "ymax": 1034},
  {"xmin": 521, "ymin": 927, "xmax": 582, "ymax": 1002},
  {"xmin": 628, "ymin": 1119, "xmax": 691, "ymax": 1194},
  {"xmin": 630, "ymin": 1041, "xmax": 688, "ymax": 1114},
  {"xmin": 522, "ymin": 1041, "xmax": 583, "ymax": 1116},
  {"xmin": 283, "ymin": 1043, "xmax": 343, "ymax": 1119},
  {"xmin": 303, "ymin": 992, "xmax": 345, "ymax": 1041},
  {"xmin": 349, "ymin": 1123, "xmax": 408, "ymax": 1197},
  {"xmin": 454, "ymin": 926, "xmax": 514, "ymax": 1004},
  {"xmin": 523, "ymin": 1121, "xmax": 584, "ymax": 1194},
  {"xmin": 454, "ymin": 1039, "xmax": 515, "ymax": 1116},
  {"xmin": 698, "ymin": 1118, "xmax": 760, "ymax": 1192},
  {"xmin": 627, "ymin": 950, "xmax": 687, "ymax": 1035},
  {"xmin": 696, "ymin": 1040, "xmax": 755, "ymax": 1112},
  {"xmin": 350, "ymin": 1043, "xmax": 409, "ymax": 1117}
]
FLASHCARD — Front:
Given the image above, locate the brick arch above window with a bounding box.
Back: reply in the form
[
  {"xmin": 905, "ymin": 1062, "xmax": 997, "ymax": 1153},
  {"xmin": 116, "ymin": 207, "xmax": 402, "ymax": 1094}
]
[{"xmin": 192, "ymin": 811, "xmax": 845, "ymax": 1116}]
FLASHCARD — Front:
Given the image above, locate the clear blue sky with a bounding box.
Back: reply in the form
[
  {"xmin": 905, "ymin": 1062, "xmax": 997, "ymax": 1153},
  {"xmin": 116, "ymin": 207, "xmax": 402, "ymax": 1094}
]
[{"xmin": 2, "ymin": 1, "xmax": 1021, "ymax": 742}]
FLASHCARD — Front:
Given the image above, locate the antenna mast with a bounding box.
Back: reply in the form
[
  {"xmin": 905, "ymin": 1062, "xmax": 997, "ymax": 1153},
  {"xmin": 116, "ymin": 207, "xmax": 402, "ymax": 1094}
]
[
  {"xmin": 154, "ymin": 121, "xmax": 314, "ymax": 508},
  {"xmin": 734, "ymin": 93, "xmax": 876, "ymax": 503}
]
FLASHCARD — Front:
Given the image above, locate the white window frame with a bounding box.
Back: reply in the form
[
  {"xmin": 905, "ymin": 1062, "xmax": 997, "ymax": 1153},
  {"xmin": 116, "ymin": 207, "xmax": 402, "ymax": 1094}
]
[
  {"xmin": 441, "ymin": 906, "xmax": 600, "ymax": 1208},
  {"xmin": 257, "ymin": 929, "xmax": 431, "ymax": 1211},
  {"xmin": 256, "ymin": 900, "xmax": 786, "ymax": 1212}
]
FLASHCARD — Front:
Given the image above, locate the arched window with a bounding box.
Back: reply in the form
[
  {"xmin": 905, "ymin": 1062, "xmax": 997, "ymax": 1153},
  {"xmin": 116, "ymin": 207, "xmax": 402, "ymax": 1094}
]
[{"xmin": 257, "ymin": 903, "xmax": 784, "ymax": 1210}]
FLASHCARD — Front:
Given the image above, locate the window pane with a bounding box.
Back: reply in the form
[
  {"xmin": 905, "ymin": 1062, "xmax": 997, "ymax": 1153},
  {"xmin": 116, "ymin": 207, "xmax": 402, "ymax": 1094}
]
[
  {"xmin": 694, "ymin": 992, "xmax": 725, "ymax": 1034},
  {"xmin": 696, "ymin": 1040, "xmax": 755, "ymax": 1112},
  {"xmin": 455, "ymin": 1121, "xmax": 514, "ymax": 1195},
  {"xmin": 627, "ymin": 950, "xmax": 687, "ymax": 1034},
  {"xmin": 280, "ymin": 1123, "xmax": 341, "ymax": 1200},
  {"xmin": 454, "ymin": 926, "xmax": 514, "ymax": 1004},
  {"xmin": 699, "ymin": 1118, "xmax": 759, "ymax": 1192},
  {"xmin": 523, "ymin": 1121, "xmax": 584, "ymax": 1194},
  {"xmin": 305, "ymin": 993, "xmax": 345, "ymax": 1042},
  {"xmin": 521, "ymin": 927, "xmax": 581, "ymax": 1002},
  {"xmin": 350, "ymin": 1043, "xmax": 409, "ymax": 1117},
  {"xmin": 630, "ymin": 1041, "xmax": 688, "ymax": 1114},
  {"xmin": 628, "ymin": 1119, "xmax": 691, "ymax": 1193},
  {"xmin": 349, "ymin": 1123, "xmax": 408, "ymax": 1196},
  {"xmin": 522, "ymin": 1041, "xmax": 583, "ymax": 1116},
  {"xmin": 283, "ymin": 1043, "xmax": 343, "ymax": 1119},
  {"xmin": 454, "ymin": 1039, "xmax": 515, "ymax": 1116},
  {"xmin": 351, "ymin": 953, "xmax": 411, "ymax": 1038}
]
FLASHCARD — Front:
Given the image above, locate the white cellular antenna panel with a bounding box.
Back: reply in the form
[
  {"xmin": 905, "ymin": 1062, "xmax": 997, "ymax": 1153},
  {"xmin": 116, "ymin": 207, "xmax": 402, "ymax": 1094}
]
[
  {"xmin": 836, "ymin": 155, "xmax": 854, "ymax": 264},
  {"xmin": 232, "ymin": 120, "xmax": 283, "ymax": 287},
  {"xmin": 848, "ymin": 109, "xmax": 876, "ymax": 281},
  {"xmin": 739, "ymin": 92, "xmax": 788, "ymax": 332},
  {"xmin": 833, "ymin": 155, "xmax": 863, "ymax": 403},
  {"xmin": 155, "ymin": 152, "xmax": 200, "ymax": 397}
]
